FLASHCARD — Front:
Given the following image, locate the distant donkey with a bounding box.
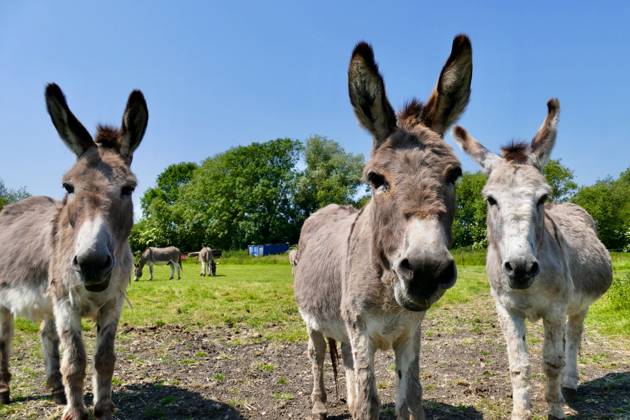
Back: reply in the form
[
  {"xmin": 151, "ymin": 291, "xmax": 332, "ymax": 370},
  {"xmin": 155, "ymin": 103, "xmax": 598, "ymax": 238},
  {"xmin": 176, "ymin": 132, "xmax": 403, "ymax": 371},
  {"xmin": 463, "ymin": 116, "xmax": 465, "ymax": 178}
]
[
  {"xmin": 0, "ymin": 84, "xmax": 148, "ymax": 419},
  {"xmin": 134, "ymin": 246, "xmax": 182, "ymax": 281},
  {"xmin": 453, "ymin": 99, "xmax": 612, "ymax": 420},
  {"xmin": 198, "ymin": 247, "xmax": 216, "ymax": 276},
  {"xmin": 294, "ymin": 35, "xmax": 472, "ymax": 419}
]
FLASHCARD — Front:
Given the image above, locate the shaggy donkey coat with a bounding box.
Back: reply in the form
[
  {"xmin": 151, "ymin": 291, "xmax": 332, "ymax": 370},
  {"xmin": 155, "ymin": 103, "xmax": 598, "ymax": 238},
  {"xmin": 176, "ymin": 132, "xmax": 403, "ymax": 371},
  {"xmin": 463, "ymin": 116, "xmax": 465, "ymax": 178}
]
[
  {"xmin": 0, "ymin": 84, "xmax": 148, "ymax": 420},
  {"xmin": 454, "ymin": 99, "xmax": 612, "ymax": 420},
  {"xmin": 294, "ymin": 35, "xmax": 472, "ymax": 419}
]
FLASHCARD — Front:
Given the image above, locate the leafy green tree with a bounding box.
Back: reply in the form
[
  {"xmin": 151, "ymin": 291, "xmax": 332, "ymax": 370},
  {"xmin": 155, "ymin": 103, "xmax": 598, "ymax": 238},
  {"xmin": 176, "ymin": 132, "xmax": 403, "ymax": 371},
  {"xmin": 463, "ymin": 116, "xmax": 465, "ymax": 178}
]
[
  {"xmin": 0, "ymin": 179, "xmax": 29, "ymax": 211},
  {"xmin": 573, "ymin": 167, "xmax": 630, "ymax": 250},
  {"xmin": 543, "ymin": 159, "xmax": 578, "ymax": 202},
  {"xmin": 141, "ymin": 162, "xmax": 197, "ymax": 214},
  {"xmin": 178, "ymin": 138, "xmax": 302, "ymax": 249},
  {"xmin": 453, "ymin": 172, "xmax": 487, "ymax": 248},
  {"xmin": 295, "ymin": 136, "xmax": 365, "ymax": 217}
]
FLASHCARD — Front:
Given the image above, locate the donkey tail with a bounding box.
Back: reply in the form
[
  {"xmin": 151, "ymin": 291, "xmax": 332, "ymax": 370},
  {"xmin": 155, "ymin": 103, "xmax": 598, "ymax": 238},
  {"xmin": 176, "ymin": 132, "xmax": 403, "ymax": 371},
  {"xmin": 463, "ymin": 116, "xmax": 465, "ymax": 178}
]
[
  {"xmin": 328, "ymin": 337, "xmax": 339, "ymax": 400},
  {"xmin": 179, "ymin": 253, "xmax": 184, "ymax": 272}
]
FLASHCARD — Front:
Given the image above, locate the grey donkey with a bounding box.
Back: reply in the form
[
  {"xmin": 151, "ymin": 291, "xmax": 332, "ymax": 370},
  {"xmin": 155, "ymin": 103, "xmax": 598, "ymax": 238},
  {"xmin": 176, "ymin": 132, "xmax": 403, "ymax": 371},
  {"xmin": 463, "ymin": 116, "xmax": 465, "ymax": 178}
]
[
  {"xmin": 453, "ymin": 99, "xmax": 612, "ymax": 419},
  {"xmin": 0, "ymin": 84, "xmax": 148, "ymax": 419},
  {"xmin": 294, "ymin": 35, "xmax": 473, "ymax": 419}
]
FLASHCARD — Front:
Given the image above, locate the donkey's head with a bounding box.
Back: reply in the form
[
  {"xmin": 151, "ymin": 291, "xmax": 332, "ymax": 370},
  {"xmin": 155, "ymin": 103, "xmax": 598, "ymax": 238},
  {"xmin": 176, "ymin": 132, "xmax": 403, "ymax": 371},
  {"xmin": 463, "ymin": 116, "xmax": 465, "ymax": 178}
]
[
  {"xmin": 454, "ymin": 99, "xmax": 559, "ymax": 290},
  {"xmin": 349, "ymin": 35, "xmax": 472, "ymax": 311},
  {"xmin": 46, "ymin": 84, "xmax": 148, "ymax": 292}
]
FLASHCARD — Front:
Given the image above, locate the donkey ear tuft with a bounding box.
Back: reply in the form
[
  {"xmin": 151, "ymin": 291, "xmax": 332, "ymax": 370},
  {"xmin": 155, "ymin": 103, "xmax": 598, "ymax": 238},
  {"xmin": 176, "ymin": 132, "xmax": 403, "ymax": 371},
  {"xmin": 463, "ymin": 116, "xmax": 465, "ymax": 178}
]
[
  {"xmin": 120, "ymin": 90, "xmax": 148, "ymax": 161},
  {"xmin": 421, "ymin": 34, "xmax": 473, "ymax": 135},
  {"xmin": 530, "ymin": 98, "xmax": 560, "ymax": 168},
  {"xmin": 348, "ymin": 42, "xmax": 397, "ymax": 149},
  {"xmin": 45, "ymin": 83, "xmax": 94, "ymax": 157}
]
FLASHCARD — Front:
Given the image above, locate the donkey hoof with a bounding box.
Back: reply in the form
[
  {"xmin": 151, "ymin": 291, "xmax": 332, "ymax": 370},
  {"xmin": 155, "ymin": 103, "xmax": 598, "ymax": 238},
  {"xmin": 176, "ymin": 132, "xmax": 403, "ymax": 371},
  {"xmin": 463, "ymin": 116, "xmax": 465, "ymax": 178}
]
[
  {"xmin": 562, "ymin": 387, "xmax": 577, "ymax": 403},
  {"xmin": 312, "ymin": 401, "xmax": 327, "ymax": 419},
  {"xmin": 94, "ymin": 400, "xmax": 115, "ymax": 419},
  {"xmin": 62, "ymin": 406, "xmax": 88, "ymax": 420},
  {"xmin": 52, "ymin": 389, "xmax": 67, "ymax": 405},
  {"xmin": 0, "ymin": 390, "xmax": 10, "ymax": 404}
]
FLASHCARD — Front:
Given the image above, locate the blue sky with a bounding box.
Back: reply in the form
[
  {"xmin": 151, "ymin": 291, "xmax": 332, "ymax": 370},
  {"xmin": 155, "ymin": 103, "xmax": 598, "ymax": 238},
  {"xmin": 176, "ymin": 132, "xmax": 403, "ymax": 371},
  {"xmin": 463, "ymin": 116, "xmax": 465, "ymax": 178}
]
[{"xmin": 1, "ymin": 1, "xmax": 629, "ymax": 214}]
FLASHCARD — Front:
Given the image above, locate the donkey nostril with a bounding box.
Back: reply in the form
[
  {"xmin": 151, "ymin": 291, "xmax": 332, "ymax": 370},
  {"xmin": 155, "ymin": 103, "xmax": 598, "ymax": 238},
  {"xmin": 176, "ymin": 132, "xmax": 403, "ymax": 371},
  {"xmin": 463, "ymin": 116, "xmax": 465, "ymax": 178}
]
[
  {"xmin": 529, "ymin": 261, "xmax": 540, "ymax": 276},
  {"xmin": 504, "ymin": 261, "xmax": 514, "ymax": 273},
  {"xmin": 400, "ymin": 258, "xmax": 412, "ymax": 272},
  {"xmin": 73, "ymin": 256, "xmax": 79, "ymax": 267}
]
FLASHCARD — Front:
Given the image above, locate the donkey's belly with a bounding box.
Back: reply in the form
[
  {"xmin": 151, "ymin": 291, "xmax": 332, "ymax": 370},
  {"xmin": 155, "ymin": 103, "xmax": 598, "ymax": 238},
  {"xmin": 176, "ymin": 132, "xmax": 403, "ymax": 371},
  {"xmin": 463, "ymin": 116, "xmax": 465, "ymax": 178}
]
[{"xmin": 0, "ymin": 280, "xmax": 52, "ymax": 321}]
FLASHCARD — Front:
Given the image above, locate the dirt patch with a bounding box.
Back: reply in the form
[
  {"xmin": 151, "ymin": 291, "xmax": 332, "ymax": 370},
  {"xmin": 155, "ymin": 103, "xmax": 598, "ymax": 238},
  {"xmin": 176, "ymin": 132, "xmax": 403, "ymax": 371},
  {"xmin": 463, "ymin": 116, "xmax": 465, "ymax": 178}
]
[{"xmin": 2, "ymin": 295, "xmax": 629, "ymax": 419}]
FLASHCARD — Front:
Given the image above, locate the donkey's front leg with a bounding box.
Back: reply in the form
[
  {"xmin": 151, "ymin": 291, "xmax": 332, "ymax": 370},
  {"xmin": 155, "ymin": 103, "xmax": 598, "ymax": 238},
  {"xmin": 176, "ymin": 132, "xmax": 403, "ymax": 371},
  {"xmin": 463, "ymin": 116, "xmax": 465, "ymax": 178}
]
[
  {"xmin": 54, "ymin": 299, "xmax": 88, "ymax": 420},
  {"xmin": 149, "ymin": 263, "xmax": 154, "ymax": 280},
  {"xmin": 496, "ymin": 303, "xmax": 532, "ymax": 420},
  {"xmin": 347, "ymin": 325, "xmax": 378, "ymax": 419},
  {"xmin": 93, "ymin": 299, "xmax": 123, "ymax": 419},
  {"xmin": 394, "ymin": 328, "xmax": 424, "ymax": 420},
  {"xmin": 40, "ymin": 318, "xmax": 65, "ymax": 404},
  {"xmin": 543, "ymin": 315, "xmax": 567, "ymax": 419},
  {"xmin": 0, "ymin": 307, "xmax": 13, "ymax": 404}
]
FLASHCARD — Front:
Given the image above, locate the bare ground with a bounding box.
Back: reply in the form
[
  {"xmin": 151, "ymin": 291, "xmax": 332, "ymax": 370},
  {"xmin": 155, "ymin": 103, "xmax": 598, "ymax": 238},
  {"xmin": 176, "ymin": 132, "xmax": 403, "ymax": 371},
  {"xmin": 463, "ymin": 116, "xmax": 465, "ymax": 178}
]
[{"xmin": 2, "ymin": 294, "xmax": 629, "ymax": 419}]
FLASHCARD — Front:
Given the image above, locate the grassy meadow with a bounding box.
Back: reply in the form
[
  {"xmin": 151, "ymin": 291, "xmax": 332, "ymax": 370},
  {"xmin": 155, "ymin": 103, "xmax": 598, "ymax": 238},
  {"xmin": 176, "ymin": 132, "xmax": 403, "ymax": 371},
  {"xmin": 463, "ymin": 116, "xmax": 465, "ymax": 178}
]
[{"xmin": 12, "ymin": 250, "xmax": 630, "ymax": 342}]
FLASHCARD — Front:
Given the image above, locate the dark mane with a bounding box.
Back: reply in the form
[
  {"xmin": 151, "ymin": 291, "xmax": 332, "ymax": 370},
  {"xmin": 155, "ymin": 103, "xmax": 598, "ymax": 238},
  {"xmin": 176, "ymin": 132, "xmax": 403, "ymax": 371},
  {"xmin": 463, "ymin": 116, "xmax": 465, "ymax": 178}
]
[
  {"xmin": 397, "ymin": 98, "xmax": 424, "ymax": 129},
  {"xmin": 94, "ymin": 125, "xmax": 121, "ymax": 150},
  {"xmin": 501, "ymin": 141, "xmax": 530, "ymax": 163}
]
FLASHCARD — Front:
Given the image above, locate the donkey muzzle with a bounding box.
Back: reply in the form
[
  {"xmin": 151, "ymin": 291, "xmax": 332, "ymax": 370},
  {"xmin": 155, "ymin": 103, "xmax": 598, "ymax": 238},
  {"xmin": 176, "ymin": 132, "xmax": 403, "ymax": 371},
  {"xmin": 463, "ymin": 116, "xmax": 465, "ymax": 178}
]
[
  {"xmin": 73, "ymin": 251, "xmax": 114, "ymax": 292},
  {"xmin": 503, "ymin": 257, "xmax": 539, "ymax": 289},
  {"xmin": 395, "ymin": 256, "xmax": 457, "ymax": 310}
]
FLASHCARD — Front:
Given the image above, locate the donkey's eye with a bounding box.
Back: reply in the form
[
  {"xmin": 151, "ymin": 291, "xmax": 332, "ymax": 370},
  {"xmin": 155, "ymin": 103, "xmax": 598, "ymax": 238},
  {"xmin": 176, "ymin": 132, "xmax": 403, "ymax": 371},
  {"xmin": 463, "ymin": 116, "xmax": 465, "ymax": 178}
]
[
  {"xmin": 367, "ymin": 172, "xmax": 389, "ymax": 192},
  {"xmin": 121, "ymin": 185, "xmax": 135, "ymax": 196},
  {"xmin": 537, "ymin": 194, "xmax": 548, "ymax": 206},
  {"xmin": 487, "ymin": 196, "xmax": 497, "ymax": 206},
  {"xmin": 62, "ymin": 183, "xmax": 74, "ymax": 194},
  {"xmin": 446, "ymin": 167, "xmax": 462, "ymax": 184}
]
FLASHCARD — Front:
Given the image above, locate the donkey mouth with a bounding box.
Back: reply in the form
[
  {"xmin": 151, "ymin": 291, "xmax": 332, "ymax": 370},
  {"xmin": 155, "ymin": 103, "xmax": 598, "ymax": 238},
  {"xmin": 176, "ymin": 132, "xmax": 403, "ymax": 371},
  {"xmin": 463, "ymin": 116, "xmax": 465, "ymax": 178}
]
[{"xmin": 84, "ymin": 278, "xmax": 111, "ymax": 292}]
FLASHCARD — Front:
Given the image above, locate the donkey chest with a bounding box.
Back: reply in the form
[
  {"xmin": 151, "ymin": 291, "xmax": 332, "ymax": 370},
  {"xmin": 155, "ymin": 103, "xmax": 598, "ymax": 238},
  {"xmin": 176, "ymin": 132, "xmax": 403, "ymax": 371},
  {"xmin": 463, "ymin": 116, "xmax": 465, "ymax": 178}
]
[{"xmin": 365, "ymin": 312, "xmax": 424, "ymax": 351}]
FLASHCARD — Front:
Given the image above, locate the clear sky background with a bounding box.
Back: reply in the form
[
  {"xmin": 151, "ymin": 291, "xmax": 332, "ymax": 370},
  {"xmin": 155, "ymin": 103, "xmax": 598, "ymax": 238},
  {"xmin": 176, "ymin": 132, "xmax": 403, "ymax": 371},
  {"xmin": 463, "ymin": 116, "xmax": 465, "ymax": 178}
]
[{"xmin": 1, "ymin": 1, "xmax": 629, "ymax": 215}]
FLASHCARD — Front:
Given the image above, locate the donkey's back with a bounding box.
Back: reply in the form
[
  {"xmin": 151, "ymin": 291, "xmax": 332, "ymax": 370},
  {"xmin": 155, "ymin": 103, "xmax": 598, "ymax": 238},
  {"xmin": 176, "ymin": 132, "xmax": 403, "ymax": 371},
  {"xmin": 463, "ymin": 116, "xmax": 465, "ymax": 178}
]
[
  {"xmin": 546, "ymin": 203, "xmax": 612, "ymax": 301},
  {"xmin": 0, "ymin": 196, "xmax": 57, "ymax": 319},
  {"xmin": 294, "ymin": 204, "xmax": 358, "ymax": 339}
]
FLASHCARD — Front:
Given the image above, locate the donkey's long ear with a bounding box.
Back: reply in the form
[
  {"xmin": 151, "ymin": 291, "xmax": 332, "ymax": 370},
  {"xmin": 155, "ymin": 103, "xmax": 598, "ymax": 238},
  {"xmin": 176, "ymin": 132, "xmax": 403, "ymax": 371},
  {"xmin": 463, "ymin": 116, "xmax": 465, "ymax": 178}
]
[
  {"xmin": 453, "ymin": 126, "xmax": 499, "ymax": 173},
  {"xmin": 530, "ymin": 98, "xmax": 559, "ymax": 168},
  {"xmin": 421, "ymin": 35, "xmax": 473, "ymax": 135},
  {"xmin": 45, "ymin": 84, "xmax": 94, "ymax": 157},
  {"xmin": 119, "ymin": 90, "xmax": 148, "ymax": 161},
  {"xmin": 348, "ymin": 42, "xmax": 397, "ymax": 149}
]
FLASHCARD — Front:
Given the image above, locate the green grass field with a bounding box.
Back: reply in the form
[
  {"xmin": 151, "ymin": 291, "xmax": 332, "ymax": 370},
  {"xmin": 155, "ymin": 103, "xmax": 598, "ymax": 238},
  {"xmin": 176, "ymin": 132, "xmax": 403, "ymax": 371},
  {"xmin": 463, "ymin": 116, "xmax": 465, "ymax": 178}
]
[
  {"xmin": 12, "ymin": 251, "xmax": 630, "ymax": 342},
  {"xmin": 114, "ymin": 250, "xmax": 630, "ymax": 341}
]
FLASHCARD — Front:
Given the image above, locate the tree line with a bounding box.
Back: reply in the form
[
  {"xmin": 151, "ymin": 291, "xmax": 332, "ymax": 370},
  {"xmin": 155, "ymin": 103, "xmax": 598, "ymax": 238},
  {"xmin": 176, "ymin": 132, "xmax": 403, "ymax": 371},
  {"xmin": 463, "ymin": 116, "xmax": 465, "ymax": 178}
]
[{"xmin": 1, "ymin": 138, "xmax": 627, "ymax": 252}]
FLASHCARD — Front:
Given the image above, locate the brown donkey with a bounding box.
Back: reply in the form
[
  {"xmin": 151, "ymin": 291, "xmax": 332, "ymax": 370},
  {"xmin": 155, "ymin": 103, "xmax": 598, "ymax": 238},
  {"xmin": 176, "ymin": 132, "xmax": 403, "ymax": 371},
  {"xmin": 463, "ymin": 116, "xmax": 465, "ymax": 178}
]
[
  {"xmin": 453, "ymin": 100, "xmax": 612, "ymax": 419},
  {"xmin": 294, "ymin": 35, "xmax": 472, "ymax": 419},
  {"xmin": 0, "ymin": 84, "xmax": 148, "ymax": 419}
]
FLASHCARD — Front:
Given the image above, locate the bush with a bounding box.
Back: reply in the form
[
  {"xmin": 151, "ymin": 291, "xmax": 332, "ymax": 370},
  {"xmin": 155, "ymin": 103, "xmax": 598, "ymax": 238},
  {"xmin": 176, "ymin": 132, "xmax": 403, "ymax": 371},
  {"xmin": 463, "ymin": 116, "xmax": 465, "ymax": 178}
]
[{"xmin": 608, "ymin": 273, "xmax": 630, "ymax": 311}]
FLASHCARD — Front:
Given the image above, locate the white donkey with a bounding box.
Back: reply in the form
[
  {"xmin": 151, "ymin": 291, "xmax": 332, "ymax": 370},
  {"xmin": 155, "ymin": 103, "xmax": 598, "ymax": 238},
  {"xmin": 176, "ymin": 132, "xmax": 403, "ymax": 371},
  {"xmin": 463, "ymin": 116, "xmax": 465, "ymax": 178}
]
[
  {"xmin": 0, "ymin": 84, "xmax": 148, "ymax": 419},
  {"xmin": 454, "ymin": 99, "xmax": 612, "ymax": 419}
]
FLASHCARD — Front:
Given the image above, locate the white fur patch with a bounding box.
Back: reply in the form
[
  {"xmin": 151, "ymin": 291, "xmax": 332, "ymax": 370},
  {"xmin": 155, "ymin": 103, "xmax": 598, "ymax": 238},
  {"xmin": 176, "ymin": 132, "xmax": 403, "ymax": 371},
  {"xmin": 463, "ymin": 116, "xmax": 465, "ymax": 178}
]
[{"xmin": 75, "ymin": 215, "xmax": 109, "ymax": 259}]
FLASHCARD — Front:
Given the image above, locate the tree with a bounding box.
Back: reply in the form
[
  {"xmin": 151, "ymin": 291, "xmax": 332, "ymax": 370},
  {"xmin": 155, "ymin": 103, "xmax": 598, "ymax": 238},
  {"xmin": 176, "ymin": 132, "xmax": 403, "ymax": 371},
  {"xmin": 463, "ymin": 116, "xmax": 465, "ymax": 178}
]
[
  {"xmin": 0, "ymin": 179, "xmax": 29, "ymax": 211},
  {"xmin": 295, "ymin": 136, "xmax": 365, "ymax": 217},
  {"xmin": 543, "ymin": 159, "xmax": 578, "ymax": 202},
  {"xmin": 572, "ymin": 167, "xmax": 630, "ymax": 250},
  {"xmin": 453, "ymin": 172, "xmax": 487, "ymax": 248},
  {"xmin": 177, "ymin": 138, "xmax": 302, "ymax": 250},
  {"xmin": 140, "ymin": 162, "xmax": 197, "ymax": 214}
]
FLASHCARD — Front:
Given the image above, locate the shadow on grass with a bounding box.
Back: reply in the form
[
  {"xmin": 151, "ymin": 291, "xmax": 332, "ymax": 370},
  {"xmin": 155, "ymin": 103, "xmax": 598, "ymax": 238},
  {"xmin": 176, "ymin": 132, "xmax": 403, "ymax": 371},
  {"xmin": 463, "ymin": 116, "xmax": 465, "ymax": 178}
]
[
  {"xmin": 112, "ymin": 383, "xmax": 243, "ymax": 419},
  {"xmin": 326, "ymin": 401, "xmax": 482, "ymax": 419},
  {"xmin": 568, "ymin": 371, "xmax": 630, "ymax": 419}
]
